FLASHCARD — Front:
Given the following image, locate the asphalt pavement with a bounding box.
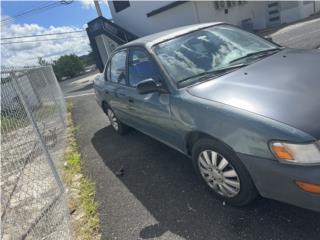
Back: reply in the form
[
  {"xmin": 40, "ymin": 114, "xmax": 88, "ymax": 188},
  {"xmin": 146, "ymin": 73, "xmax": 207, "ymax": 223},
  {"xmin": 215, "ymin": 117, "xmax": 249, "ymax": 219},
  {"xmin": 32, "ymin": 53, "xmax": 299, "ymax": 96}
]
[
  {"xmin": 60, "ymin": 18, "xmax": 320, "ymax": 240},
  {"xmin": 61, "ymin": 77, "xmax": 320, "ymax": 240}
]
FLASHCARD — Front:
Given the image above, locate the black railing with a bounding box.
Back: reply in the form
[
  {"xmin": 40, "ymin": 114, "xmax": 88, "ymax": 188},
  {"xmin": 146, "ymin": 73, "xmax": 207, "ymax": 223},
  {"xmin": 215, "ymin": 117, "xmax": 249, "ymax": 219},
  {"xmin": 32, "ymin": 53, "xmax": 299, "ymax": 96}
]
[{"xmin": 87, "ymin": 16, "xmax": 137, "ymax": 44}]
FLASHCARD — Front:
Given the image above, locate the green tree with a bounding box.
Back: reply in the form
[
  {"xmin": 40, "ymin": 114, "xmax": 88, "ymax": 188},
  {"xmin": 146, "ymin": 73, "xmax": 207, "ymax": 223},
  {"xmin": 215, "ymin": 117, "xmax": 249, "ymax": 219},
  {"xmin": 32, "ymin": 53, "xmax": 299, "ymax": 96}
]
[
  {"xmin": 53, "ymin": 54, "xmax": 84, "ymax": 81},
  {"xmin": 80, "ymin": 50, "xmax": 96, "ymax": 67}
]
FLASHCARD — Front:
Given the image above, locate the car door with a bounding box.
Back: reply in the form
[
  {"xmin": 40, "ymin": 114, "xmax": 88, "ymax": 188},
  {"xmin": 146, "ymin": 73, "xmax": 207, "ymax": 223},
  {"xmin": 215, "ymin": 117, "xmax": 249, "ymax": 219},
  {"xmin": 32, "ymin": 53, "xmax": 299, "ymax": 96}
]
[
  {"xmin": 125, "ymin": 47, "xmax": 179, "ymax": 148},
  {"xmin": 104, "ymin": 49, "xmax": 130, "ymax": 121}
]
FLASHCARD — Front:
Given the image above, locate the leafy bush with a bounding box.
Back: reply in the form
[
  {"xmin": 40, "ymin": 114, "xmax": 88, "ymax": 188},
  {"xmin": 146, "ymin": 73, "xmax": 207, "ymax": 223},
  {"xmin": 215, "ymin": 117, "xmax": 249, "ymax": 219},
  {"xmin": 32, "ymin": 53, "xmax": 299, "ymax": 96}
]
[{"xmin": 53, "ymin": 54, "xmax": 84, "ymax": 81}]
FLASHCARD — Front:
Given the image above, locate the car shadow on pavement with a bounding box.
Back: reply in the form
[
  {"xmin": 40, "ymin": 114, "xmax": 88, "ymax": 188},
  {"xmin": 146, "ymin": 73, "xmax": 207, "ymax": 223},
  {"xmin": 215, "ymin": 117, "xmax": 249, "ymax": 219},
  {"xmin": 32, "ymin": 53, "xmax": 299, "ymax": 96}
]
[{"xmin": 91, "ymin": 126, "xmax": 320, "ymax": 240}]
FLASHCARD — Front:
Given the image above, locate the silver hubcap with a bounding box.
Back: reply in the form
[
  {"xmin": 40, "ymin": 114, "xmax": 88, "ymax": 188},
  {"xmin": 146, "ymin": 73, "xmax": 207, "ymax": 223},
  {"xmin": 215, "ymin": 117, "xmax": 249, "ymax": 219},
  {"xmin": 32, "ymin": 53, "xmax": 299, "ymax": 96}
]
[
  {"xmin": 107, "ymin": 109, "xmax": 119, "ymax": 131},
  {"xmin": 198, "ymin": 150, "xmax": 240, "ymax": 198}
]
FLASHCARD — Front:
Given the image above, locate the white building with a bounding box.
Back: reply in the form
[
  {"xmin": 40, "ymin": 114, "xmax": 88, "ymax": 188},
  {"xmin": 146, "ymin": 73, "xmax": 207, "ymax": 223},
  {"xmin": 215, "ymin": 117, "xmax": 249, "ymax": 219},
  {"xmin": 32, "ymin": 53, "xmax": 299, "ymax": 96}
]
[
  {"xmin": 108, "ymin": 1, "xmax": 320, "ymax": 36},
  {"xmin": 87, "ymin": 1, "xmax": 320, "ymax": 71}
]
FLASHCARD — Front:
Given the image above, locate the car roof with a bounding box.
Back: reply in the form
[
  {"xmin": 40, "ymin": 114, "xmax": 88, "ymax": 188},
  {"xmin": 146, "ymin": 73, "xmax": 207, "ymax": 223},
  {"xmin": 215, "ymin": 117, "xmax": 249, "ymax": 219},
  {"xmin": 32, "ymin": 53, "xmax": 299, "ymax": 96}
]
[{"xmin": 118, "ymin": 22, "xmax": 223, "ymax": 50}]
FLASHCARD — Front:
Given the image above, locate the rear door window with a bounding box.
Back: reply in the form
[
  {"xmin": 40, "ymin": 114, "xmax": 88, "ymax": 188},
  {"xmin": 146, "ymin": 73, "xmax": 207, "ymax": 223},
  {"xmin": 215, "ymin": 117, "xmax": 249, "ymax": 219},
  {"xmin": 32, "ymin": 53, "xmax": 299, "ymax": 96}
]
[{"xmin": 110, "ymin": 50, "xmax": 127, "ymax": 85}]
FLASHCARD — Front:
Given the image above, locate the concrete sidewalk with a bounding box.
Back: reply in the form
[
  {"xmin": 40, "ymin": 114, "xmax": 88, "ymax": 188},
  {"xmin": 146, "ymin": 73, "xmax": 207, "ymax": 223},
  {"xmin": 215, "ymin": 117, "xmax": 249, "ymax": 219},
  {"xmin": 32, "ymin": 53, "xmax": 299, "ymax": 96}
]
[{"xmin": 263, "ymin": 15, "xmax": 320, "ymax": 49}]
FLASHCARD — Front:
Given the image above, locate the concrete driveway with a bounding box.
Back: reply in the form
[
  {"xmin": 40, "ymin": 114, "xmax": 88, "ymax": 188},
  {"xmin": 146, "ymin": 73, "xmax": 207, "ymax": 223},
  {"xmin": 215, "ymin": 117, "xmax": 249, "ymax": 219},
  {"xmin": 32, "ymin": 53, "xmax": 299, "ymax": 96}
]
[
  {"xmin": 59, "ymin": 71, "xmax": 99, "ymax": 99},
  {"xmin": 61, "ymin": 74, "xmax": 320, "ymax": 240}
]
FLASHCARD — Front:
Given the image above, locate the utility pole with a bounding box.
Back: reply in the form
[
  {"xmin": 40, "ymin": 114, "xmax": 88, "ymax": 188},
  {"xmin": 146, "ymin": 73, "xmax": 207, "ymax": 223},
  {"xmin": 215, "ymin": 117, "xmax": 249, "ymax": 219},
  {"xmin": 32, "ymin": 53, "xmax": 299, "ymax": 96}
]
[{"xmin": 94, "ymin": 0, "xmax": 103, "ymax": 17}]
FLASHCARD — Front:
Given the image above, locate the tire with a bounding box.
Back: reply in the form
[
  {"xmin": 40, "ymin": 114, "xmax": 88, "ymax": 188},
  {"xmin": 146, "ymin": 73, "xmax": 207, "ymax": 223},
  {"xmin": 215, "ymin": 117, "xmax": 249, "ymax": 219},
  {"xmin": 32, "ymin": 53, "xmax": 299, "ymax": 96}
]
[
  {"xmin": 192, "ymin": 138, "xmax": 258, "ymax": 206},
  {"xmin": 104, "ymin": 104, "xmax": 129, "ymax": 135}
]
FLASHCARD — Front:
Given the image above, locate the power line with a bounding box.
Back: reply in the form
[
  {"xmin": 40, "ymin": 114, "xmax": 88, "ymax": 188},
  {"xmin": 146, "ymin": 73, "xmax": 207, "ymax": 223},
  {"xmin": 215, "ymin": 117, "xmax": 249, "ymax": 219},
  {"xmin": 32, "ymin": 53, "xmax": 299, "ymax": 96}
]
[
  {"xmin": 1, "ymin": 30, "xmax": 85, "ymax": 40},
  {"xmin": 1, "ymin": 2, "xmax": 59, "ymax": 24},
  {"xmin": 2, "ymin": 1, "xmax": 50, "ymax": 19},
  {"xmin": 4, "ymin": 1, "xmax": 73, "ymax": 23},
  {"xmin": 0, "ymin": 2, "xmax": 49, "ymax": 22},
  {"xmin": 1, "ymin": 1, "xmax": 73, "ymax": 25},
  {"xmin": 1, "ymin": 35, "xmax": 88, "ymax": 45}
]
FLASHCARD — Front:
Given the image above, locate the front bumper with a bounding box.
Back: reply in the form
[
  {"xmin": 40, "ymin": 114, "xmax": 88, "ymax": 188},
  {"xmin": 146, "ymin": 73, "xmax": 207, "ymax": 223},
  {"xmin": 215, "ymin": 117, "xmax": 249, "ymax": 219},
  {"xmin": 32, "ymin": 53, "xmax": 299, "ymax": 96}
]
[{"xmin": 238, "ymin": 153, "xmax": 320, "ymax": 212}]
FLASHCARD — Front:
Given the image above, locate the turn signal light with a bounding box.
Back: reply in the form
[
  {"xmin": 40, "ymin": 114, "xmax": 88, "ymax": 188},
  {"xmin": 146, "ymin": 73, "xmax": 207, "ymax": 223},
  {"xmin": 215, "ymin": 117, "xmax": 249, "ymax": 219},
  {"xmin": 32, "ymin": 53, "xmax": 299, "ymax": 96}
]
[
  {"xmin": 270, "ymin": 141, "xmax": 320, "ymax": 164},
  {"xmin": 295, "ymin": 181, "xmax": 320, "ymax": 194},
  {"xmin": 271, "ymin": 144, "xmax": 294, "ymax": 160}
]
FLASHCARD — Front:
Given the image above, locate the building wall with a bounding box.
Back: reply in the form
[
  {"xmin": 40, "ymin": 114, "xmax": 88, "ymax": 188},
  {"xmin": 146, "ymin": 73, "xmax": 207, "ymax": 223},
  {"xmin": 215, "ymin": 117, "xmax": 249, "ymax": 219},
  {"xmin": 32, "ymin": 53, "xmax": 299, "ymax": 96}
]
[
  {"xmin": 109, "ymin": 1, "xmax": 196, "ymax": 36},
  {"xmin": 108, "ymin": 1, "xmax": 319, "ymax": 37},
  {"xmin": 300, "ymin": 1, "xmax": 317, "ymax": 18},
  {"xmin": 280, "ymin": 1, "xmax": 317, "ymax": 24},
  {"xmin": 144, "ymin": 2, "xmax": 198, "ymax": 34},
  {"xmin": 194, "ymin": 1, "xmax": 267, "ymax": 30},
  {"xmin": 108, "ymin": 1, "xmax": 270, "ymax": 36},
  {"xmin": 316, "ymin": 1, "xmax": 320, "ymax": 12},
  {"xmin": 280, "ymin": 1, "xmax": 301, "ymax": 23}
]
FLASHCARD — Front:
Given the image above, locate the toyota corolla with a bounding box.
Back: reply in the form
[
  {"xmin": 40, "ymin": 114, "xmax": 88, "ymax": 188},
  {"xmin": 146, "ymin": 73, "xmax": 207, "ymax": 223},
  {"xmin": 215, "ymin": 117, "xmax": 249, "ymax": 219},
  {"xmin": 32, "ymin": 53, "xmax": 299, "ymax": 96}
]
[{"xmin": 94, "ymin": 23, "xmax": 320, "ymax": 211}]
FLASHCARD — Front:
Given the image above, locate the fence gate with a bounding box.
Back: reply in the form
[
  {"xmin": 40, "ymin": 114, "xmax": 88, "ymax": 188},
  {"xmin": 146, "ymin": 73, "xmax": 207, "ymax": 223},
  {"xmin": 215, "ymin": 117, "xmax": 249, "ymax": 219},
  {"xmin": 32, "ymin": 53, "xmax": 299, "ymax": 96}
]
[{"xmin": 1, "ymin": 66, "xmax": 71, "ymax": 239}]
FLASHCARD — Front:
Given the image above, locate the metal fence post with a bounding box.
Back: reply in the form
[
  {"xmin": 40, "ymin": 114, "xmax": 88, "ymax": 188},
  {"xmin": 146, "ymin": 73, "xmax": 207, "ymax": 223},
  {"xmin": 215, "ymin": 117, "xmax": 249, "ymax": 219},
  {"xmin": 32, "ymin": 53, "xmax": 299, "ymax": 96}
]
[{"xmin": 10, "ymin": 72, "xmax": 64, "ymax": 192}]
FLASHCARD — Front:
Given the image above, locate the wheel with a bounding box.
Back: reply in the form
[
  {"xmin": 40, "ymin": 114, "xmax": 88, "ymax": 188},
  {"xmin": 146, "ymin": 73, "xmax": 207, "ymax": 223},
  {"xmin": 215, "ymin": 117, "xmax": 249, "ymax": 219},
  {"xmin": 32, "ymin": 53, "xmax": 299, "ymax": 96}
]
[
  {"xmin": 192, "ymin": 138, "xmax": 258, "ymax": 206},
  {"xmin": 105, "ymin": 107, "xmax": 128, "ymax": 135}
]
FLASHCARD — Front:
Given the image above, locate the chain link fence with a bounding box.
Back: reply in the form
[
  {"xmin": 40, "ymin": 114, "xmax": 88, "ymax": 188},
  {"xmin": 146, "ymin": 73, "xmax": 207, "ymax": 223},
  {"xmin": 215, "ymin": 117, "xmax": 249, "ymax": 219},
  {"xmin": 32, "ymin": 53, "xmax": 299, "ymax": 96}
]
[{"xmin": 1, "ymin": 66, "xmax": 71, "ymax": 239}]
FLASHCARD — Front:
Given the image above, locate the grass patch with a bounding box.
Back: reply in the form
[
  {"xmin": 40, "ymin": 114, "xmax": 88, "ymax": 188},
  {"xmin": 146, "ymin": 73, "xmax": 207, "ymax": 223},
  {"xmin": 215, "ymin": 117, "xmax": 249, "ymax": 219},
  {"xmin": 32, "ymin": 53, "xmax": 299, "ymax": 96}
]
[
  {"xmin": 1, "ymin": 110, "xmax": 29, "ymax": 134},
  {"xmin": 63, "ymin": 101, "xmax": 100, "ymax": 240},
  {"xmin": 79, "ymin": 180, "xmax": 100, "ymax": 231}
]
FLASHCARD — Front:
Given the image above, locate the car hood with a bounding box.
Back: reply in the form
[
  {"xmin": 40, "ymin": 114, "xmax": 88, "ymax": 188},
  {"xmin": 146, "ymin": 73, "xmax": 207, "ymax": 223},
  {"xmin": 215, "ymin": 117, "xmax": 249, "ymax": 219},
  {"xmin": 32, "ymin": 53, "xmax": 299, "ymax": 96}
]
[{"xmin": 187, "ymin": 48, "xmax": 320, "ymax": 139}]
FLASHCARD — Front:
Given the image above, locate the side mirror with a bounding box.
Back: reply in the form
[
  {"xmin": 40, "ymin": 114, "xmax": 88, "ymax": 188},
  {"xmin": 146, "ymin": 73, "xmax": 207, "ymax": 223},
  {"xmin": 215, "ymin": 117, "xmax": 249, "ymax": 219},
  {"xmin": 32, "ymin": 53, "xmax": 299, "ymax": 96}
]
[
  {"xmin": 264, "ymin": 36, "xmax": 273, "ymax": 42},
  {"xmin": 137, "ymin": 78, "xmax": 166, "ymax": 94}
]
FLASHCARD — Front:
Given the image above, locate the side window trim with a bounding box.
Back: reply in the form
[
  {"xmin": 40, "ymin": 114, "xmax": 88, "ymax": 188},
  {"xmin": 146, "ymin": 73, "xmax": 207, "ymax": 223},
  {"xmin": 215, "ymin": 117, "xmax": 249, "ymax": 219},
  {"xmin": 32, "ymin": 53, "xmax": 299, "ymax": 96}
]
[
  {"xmin": 104, "ymin": 62, "xmax": 111, "ymax": 81},
  {"xmin": 125, "ymin": 48, "xmax": 129, "ymax": 86}
]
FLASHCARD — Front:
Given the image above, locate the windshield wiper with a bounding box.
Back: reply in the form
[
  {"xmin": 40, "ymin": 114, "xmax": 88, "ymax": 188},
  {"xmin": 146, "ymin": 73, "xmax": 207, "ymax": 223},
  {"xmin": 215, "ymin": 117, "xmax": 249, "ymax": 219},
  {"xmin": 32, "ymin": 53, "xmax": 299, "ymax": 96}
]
[
  {"xmin": 210, "ymin": 63, "xmax": 249, "ymax": 74},
  {"xmin": 177, "ymin": 63, "xmax": 247, "ymax": 87},
  {"xmin": 229, "ymin": 48, "xmax": 282, "ymax": 64}
]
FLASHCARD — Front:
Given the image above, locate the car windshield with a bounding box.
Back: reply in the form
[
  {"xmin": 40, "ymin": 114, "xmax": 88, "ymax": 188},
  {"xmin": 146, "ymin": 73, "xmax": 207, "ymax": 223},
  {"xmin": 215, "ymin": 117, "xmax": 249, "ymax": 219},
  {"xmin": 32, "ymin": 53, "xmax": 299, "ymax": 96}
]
[{"xmin": 154, "ymin": 25, "xmax": 280, "ymax": 86}]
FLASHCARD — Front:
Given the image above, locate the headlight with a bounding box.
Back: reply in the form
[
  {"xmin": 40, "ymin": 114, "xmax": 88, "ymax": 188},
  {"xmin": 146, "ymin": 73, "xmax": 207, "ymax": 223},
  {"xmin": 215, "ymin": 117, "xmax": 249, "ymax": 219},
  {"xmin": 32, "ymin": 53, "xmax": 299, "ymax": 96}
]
[{"xmin": 270, "ymin": 141, "xmax": 320, "ymax": 165}]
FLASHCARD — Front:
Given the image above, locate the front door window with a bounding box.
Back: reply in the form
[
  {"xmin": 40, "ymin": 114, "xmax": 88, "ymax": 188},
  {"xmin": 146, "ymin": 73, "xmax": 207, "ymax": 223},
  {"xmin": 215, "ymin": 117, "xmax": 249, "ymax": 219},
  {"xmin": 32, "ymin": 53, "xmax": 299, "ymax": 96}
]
[{"xmin": 128, "ymin": 49, "xmax": 160, "ymax": 87}]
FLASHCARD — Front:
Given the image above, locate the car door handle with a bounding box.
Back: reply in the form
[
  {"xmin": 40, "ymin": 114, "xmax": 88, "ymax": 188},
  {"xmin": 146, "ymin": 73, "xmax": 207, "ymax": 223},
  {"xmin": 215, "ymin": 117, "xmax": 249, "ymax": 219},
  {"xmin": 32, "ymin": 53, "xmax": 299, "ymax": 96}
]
[
  {"xmin": 118, "ymin": 92, "xmax": 126, "ymax": 97},
  {"xmin": 128, "ymin": 97, "xmax": 134, "ymax": 103}
]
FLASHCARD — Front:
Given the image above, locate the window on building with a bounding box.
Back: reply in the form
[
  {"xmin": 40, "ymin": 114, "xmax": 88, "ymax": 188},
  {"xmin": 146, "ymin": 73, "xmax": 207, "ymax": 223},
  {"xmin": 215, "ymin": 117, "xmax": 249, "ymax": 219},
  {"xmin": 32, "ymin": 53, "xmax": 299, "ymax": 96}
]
[
  {"xmin": 214, "ymin": 1, "xmax": 246, "ymax": 10},
  {"xmin": 128, "ymin": 49, "xmax": 160, "ymax": 87},
  {"xmin": 110, "ymin": 51, "xmax": 127, "ymax": 84},
  {"xmin": 113, "ymin": 1, "xmax": 130, "ymax": 13}
]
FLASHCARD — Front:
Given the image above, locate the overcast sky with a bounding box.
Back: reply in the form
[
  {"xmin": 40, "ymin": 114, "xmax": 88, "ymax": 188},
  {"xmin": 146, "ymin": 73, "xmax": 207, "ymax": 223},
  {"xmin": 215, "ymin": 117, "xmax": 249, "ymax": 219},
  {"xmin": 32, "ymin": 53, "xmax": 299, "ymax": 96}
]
[{"xmin": 1, "ymin": 0, "xmax": 111, "ymax": 66}]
